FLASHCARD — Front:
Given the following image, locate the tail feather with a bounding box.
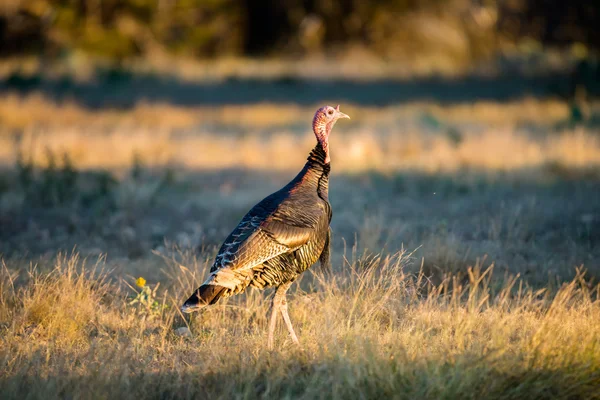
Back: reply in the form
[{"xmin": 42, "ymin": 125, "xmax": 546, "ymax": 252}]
[{"xmin": 181, "ymin": 284, "xmax": 226, "ymax": 313}]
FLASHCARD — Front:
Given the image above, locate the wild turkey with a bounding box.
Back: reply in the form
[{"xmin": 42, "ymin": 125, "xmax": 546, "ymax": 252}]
[{"xmin": 181, "ymin": 105, "xmax": 350, "ymax": 348}]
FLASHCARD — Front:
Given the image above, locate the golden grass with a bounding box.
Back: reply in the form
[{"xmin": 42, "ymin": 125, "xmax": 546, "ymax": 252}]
[
  {"xmin": 0, "ymin": 54, "xmax": 487, "ymax": 82},
  {"xmin": 1, "ymin": 93, "xmax": 598, "ymax": 397},
  {"xmin": 0, "ymin": 252, "xmax": 598, "ymax": 398},
  {"xmin": 0, "ymin": 94, "xmax": 573, "ymax": 131},
  {"xmin": 3, "ymin": 124, "xmax": 599, "ymax": 177},
  {"xmin": 0, "ymin": 94, "xmax": 598, "ymax": 177}
]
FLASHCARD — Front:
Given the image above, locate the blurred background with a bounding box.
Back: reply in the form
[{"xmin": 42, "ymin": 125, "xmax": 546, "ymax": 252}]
[
  {"xmin": 1, "ymin": 0, "xmax": 599, "ymax": 79},
  {"xmin": 0, "ymin": 0, "xmax": 599, "ymax": 285}
]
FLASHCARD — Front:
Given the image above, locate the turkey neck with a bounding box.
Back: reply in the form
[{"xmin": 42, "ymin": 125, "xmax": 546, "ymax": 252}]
[
  {"xmin": 283, "ymin": 142, "xmax": 330, "ymax": 201},
  {"xmin": 306, "ymin": 142, "xmax": 330, "ymax": 201}
]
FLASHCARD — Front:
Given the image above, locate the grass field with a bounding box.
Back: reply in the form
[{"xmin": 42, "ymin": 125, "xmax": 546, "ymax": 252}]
[{"xmin": 0, "ymin": 84, "xmax": 599, "ymax": 398}]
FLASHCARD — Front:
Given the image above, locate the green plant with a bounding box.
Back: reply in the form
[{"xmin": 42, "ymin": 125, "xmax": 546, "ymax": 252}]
[{"xmin": 128, "ymin": 277, "xmax": 168, "ymax": 320}]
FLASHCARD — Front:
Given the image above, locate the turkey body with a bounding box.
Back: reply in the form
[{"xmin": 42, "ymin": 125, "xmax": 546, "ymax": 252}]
[
  {"xmin": 181, "ymin": 104, "xmax": 349, "ymax": 348},
  {"xmin": 182, "ymin": 143, "xmax": 331, "ymax": 308}
]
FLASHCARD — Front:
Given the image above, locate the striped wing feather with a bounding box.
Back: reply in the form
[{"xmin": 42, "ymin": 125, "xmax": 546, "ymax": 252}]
[{"xmin": 211, "ymin": 211, "xmax": 314, "ymax": 274}]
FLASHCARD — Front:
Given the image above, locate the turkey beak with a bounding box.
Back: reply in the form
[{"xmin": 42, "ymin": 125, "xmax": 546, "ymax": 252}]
[{"xmin": 335, "ymin": 105, "xmax": 350, "ymax": 120}]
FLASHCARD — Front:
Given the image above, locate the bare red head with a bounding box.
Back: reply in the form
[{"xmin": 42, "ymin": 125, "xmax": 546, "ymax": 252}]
[{"xmin": 312, "ymin": 105, "xmax": 350, "ymax": 164}]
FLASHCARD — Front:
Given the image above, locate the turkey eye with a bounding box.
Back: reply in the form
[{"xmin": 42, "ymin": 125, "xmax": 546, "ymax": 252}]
[{"xmin": 328, "ymin": 110, "xmax": 333, "ymax": 115}]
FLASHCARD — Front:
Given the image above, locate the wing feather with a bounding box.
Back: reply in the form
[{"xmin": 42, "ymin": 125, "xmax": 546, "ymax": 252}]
[{"xmin": 211, "ymin": 214, "xmax": 312, "ymax": 274}]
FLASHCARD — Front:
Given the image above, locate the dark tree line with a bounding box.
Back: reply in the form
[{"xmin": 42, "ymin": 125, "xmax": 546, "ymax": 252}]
[
  {"xmin": 497, "ymin": 0, "xmax": 599, "ymax": 49},
  {"xmin": 0, "ymin": 0, "xmax": 598, "ymax": 59}
]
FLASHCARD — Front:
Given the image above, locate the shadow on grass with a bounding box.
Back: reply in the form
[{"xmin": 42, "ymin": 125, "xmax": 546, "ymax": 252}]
[
  {"xmin": 1, "ymin": 162, "xmax": 599, "ymax": 286},
  {"xmin": 1, "ymin": 68, "xmax": 593, "ymax": 108},
  {"xmin": 1, "ymin": 358, "xmax": 598, "ymax": 399}
]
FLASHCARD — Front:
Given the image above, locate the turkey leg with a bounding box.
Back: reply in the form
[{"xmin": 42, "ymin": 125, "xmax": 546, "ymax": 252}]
[
  {"xmin": 267, "ymin": 281, "xmax": 299, "ymax": 349},
  {"xmin": 280, "ymin": 298, "xmax": 300, "ymax": 345},
  {"xmin": 267, "ymin": 293, "xmax": 279, "ymax": 350}
]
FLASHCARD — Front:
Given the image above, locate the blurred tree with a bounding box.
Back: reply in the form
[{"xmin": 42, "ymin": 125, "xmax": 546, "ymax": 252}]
[
  {"xmin": 0, "ymin": 0, "xmax": 243, "ymax": 59},
  {"xmin": 0, "ymin": 0, "xmax": 598, "ymax": 60},
  {"xmin": 497, "ymin": 0, "xmax": 600, "ymax": 50}
]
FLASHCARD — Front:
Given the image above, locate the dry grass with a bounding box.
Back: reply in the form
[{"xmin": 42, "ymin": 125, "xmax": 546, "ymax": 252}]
[
  {"xmin": 0, "ymin": 94, "xmax": 574, "ymax": 132},
  {"xmin": 0, "ymin": 90, "xmax": 599, "ymax": 398},
  {"xmin": 0, "ymin": 252, "xmax": 599, "ymax": 399},
  {"xmin": 0, "ymin": 95, "xmax": 598, "ymax": 176},
  {"xmin": 3, "ymin": 125, "xmax": 600, "ymax": 174},
  {"xmin": 0, "ymin": 43, "xmax": 583, "ymax": 81}
]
